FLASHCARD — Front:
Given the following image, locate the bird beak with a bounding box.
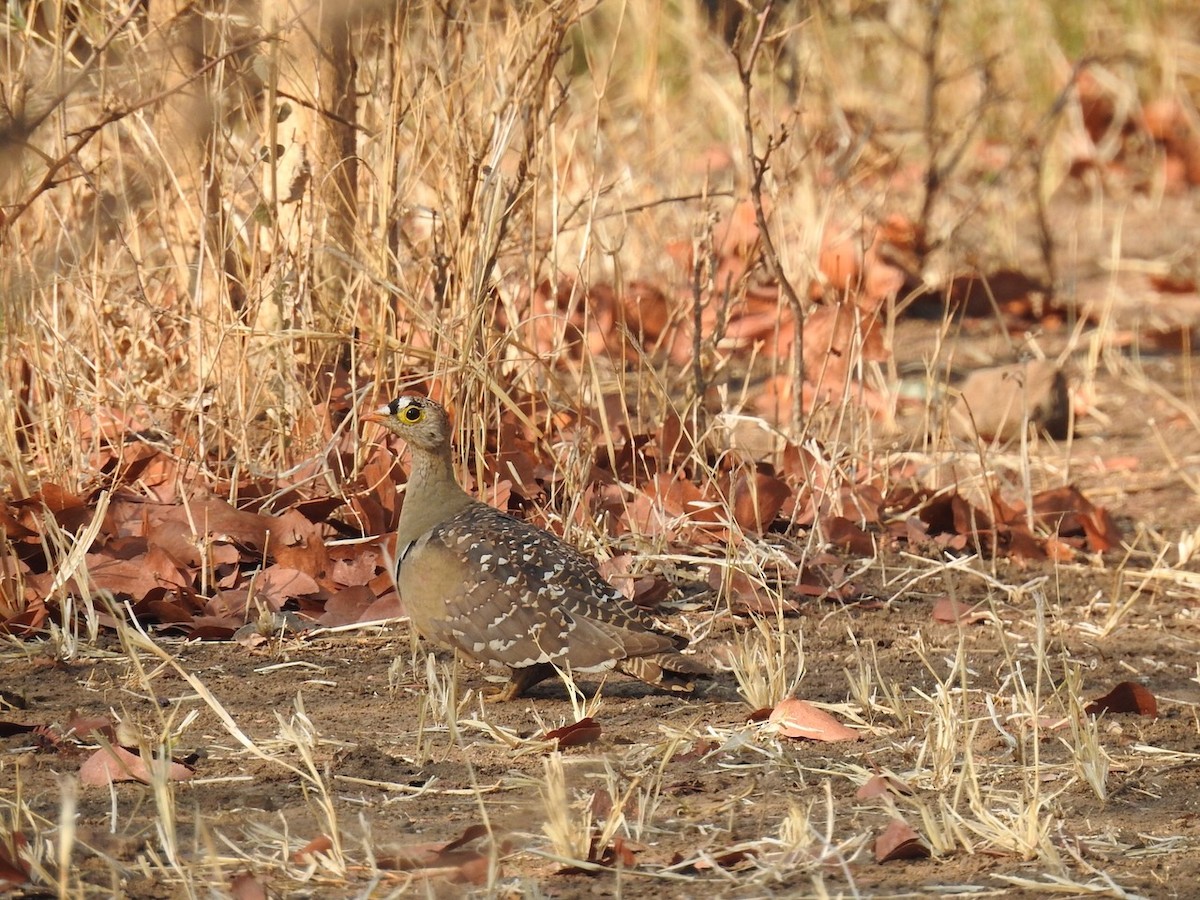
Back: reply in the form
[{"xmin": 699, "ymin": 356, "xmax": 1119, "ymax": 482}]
[{"xmin": 362, "ymin": 405, "xmax": 391, "ymax": 425}]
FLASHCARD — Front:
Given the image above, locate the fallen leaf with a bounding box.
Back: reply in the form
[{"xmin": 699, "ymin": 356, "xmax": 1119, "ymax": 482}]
[
  {"xmin": 375, "ymin": 824, "xmax": 493, "ymax": 885},
  {"xmin": 731, "ymin": 470, "xmax": 791, "ymax": 533},
  {"xmin": 855, "ymin": 774, "xmax": 914, "ymax": 800},
  {"xmin": 802, "ymin": 302, "xmax": 887, "ymax": 398},
  {"xmin": 709, "ymin": 567, "xmax": 797, "ymax": 614},
  {"xmin": 818, "ymin": 226, "xmax": 862, "ymax": 294},
  {"xmin": 930, "ymin": 597, "xmax": 988, "ymax": 625},
  {"xmin": 291, "ymin": 834, "xmax": 334, "ymax": 863},
  {"xmin": 768, "ymin": 698, "xmax": 860, "ymax": 742},
  {"xmin": 253, "ymin": 565, "xmax": 323, "ymax": 610},
  {"xmin": 715, "ymin": 198, "xmax": 762, "ymax": 259},
  {"xmin": 541, "ymin": 717, "xmax": 602, "ymax": 749},
  {"xmin": 559, "ymin": 835, "xmax": 645, "ymax": 874},
  {"xmin": 1085, "ymin": 682, "xmax": 1157, "ymax": 717},
  {"xmin": 66, "ymin": 712, "xmax": 118, "ymax": 742},
  {"xmin": 874, "ymin": 819, "xmax": 930, "ymax": 863},
  {"xmin": 823, "ymin": 516, "xmax": 877, "ymax": 556},
  {"xmin": 270, "ymin": 509, "xmax": 332, "ymax": 580},
  {"xmin": 229, "ymin": 871, "xmax": 269, "ymax": 900},
  {"xmin": 79, "ymin": 745, "xmax": 195, "ymax": 785},
  {"xmin": 317, "ymin": 586, "xmax": 379, "ymax": 627},
  {"xmin": 0, "ymin": 831, "xmax": 30, "ymax": 886},
  {"xmin": 674, "ymin": 845, "xmax": 758, "ymax": 872},
  {"xmin": 595, "ymin": 835, "xmax": 641, "ymax": 868},
  {"xmin": 1148, "ymin": 271, "xmax": 1197, "ymax": 293},
  {"xmin": 623, "ymin": 281, "xmax": 671, "ymax": 345}
]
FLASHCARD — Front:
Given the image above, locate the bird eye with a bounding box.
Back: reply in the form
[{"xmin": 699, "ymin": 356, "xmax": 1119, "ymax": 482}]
[{"xmin": 402, "ymin": 406, "xmax": 423, "ymax": 423}]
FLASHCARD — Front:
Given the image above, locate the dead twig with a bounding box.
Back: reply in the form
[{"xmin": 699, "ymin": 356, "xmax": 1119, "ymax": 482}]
[{"xmin": 734, "ymin": 0, "xmax": 806, "ymax": 426}]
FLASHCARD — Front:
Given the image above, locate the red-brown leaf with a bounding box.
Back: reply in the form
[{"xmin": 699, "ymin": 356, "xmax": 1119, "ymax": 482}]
[
  {"xmin": 66, "ymin": 712, "xmax": 118, "ymax": 742},
  {"xmin": 856, "ymin": 774, "xmax": 914, "ymax": 800},
  {"xmin": 0, "ymin": 831, "xmax": 30, "ymax": 886},
  {"xmin": 229, "ymin": 872, "xmax": 269, "ymax": 900},
  {"xmin": 1086, "ymin": 682, "xmax": 1157, "ymax": 717},
  {"xmin": 930, "ymin": 597, "xmax": 988, "ymax": 625},
  {"xmin": 375, "ymin": 823, "xmax": 492, "ymax": 884},
  {"xmin": 80, "ymin": 745, "xmax": 195, "ymax": 785},
  {"xmin": 542, "ymin": 717, "xmax": 602, "ymax": 749},
  {"xmin": 768, "ymin": 698, "xmax": 860, "ymax": 742},
  {"xmin": 316, "ymin": 586, "xmax": 379, "ymax": 627},
  {"xmin": 291, "ymin": 834, "xmax": 334, "ymax": 863},
  {"xmin": 732, "ymin": 471, "xmax": 791, "ymax": 533},
  {"xmin": 874, "ymin": 819, "xmax": 930, "ymax": 862},
  {"xmin": 254, "ymin": 566, "xmax": 323, "ymax": 610},
  {"xmin": 823, "ymin": 516, "xmax": 877, "ymax": 556}
]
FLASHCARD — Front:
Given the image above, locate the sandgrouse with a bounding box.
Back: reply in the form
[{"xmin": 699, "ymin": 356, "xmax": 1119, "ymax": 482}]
[{"xmin": 367, "ymin": 395, "xmax": 707, "ymax": 701}]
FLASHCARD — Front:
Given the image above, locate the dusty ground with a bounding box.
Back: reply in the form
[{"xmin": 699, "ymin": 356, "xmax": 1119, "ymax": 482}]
[
  {"xmin": 5, "ymin": 196, "xmax": 1200, "ymax": 898},
  {"xmin": 6, "ymin": 556, "xmax": 1200, "ymax": 899}
]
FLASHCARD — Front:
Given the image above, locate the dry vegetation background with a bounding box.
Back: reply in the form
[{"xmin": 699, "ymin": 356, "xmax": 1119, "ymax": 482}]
[{"xmin": 3, "ymin": 0, "xmax": 1200, "ymax": 896}]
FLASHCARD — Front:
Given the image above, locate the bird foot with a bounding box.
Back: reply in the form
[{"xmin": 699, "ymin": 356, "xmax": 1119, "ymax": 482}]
[
  {"xmin": 483, "ymin": 663, "xmax": 556, "ymax": 702},
  {"xmin": 483, "ymin": 682, "xmax": 523, "ymax": 703}
]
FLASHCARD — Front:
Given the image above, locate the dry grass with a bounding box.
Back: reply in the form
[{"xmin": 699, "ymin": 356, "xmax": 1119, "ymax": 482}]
[{"xmin": 3, "ymin": 0, "xmax": 1200, "ymax": 896}]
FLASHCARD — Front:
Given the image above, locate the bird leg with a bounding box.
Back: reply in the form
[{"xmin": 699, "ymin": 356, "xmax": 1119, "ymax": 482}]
[{"xmin": 485, "ymin": 663, "xmax": 556, "ymax": 702}]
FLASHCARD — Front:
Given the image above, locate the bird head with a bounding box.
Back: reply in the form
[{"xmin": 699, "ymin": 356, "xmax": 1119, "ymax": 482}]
[{"xmin": 364, "ymin": 395, "xmax": 451, "ymax": 451}]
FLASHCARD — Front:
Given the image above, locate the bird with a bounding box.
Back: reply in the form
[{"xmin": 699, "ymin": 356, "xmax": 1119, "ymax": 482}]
[{"xmin": 365, "ymin": 394, "xmax": 708, "ymax": 701}]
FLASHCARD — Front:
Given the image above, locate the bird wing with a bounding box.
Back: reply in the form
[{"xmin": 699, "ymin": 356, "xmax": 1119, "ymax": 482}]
[{"xmin": 399, "ymin": 502, "xmax": 684, "ymax": 670}]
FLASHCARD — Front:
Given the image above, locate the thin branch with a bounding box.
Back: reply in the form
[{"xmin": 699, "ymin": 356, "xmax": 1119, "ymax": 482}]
[
  {"xmin": 1, "ymin": 30, "xmax": 280, "ymax": 242},
  {"xmin": 735, "ymin": 0, "xmax": 806, "ymax": 425}
]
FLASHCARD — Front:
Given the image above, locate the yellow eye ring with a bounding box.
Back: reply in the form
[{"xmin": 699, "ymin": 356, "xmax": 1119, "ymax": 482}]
[{"xmin": 402, "ymin": 406, "xmax": 423, "ymax": 423}]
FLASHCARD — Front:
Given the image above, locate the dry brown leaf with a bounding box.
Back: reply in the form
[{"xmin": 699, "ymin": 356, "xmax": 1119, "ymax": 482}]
[
  {"xmin": 229, "ymin": 872, "xmax": 269, "ymax": 900},
  {"xmin": 0, "ymin": 831, "xmax": 30, "ymax": 887},
  {"xmin": 167, "ymin": 500, "xmax": 273, "ymax": 551},
  {"xmin": 80, "ymin": 745, "xmax": 195, "ymax": 786},
  {"xmin": 623, "ymin": 281, "xmax": 671, "ymax": 344},
  {"xmin": 270, "ymin": 509, "xmax": 332, "ymax": 581},
  {"xmin": 930, "ymin": 597, "xmax": 988, "ymax": 625},
  {"xmin": 541, "ymin": 717, "xmax": 602, "ymax": 749},
  {"xmin": 559, "ymin": 835, "xmax": 645, "ymax": 874},
  {"xmin": 376, "ymin": 824, "xmax": 492, "ymax": 885},
  {"xmin": 802, "ymin": 302, "xmax": 888, "ymax": 398},
  {"xmin": 769, "ymin": 698, "xmax": 860, "ymax": 742},
  {"xmin": 1031, "ymin": 485, "xmax": 1122, "ymax": 552},
  {"xmin": 291, "ymin": 834, "xmax": 334, "ymax": 863},
  {"xmin": 625, "ymin": 474, "xmax": 727, "ymax": 543},
  {"xmin": 0, "ymin": 603, "xmax": 49, "ymax": 636},
  {"xmin": 874, "ymin": 819, "xmax": 930, "ymax": 862},
  {"xmin": 84, "ymin": 546, "xmax": 190, "ymax": 601},
  {"xmin": 822, "ymin": 516, "xmax": 877, "ymax": 556},
  {"xmin": 329, "ymin": 547, "xmax": 381, "ymax": 587},
  {"xmin": 731, "ymin": 471, "xmax": 791, "ymax": 533},
  {"xmin": 818, "ymin": 227, "xmax": 862, "ymax": 294},
  {"xmin": 1086, "ymin": 682, "xmax": 1157, "ymax": 717},
  {"xmin": 187, "ymin": 619, "xmax": 240, "ymax": 641},
  {"xmin": 715, "ymin": 198, "xmax": 763, "ymax": 259},
  {"xmin": 708, "ymin": 567, "xmax": 797, "ymax": 615},
  {"xmin": 316, "ymin": 586, "xmax": 379, "ymax": 626},
  {"xmin": 674, "ymin": 846, "xmax": 757, "ymax": 872},
  {"xmin": 66, "ymin": 712, "xmax": 118, "ymax": 742},
  {"xmin": 856, "ymin": 774, "xmax": 914, "ymax": 801},
  {"xmin": 254, "ymin": 565, "xmax": 323, "ymax": 610}
]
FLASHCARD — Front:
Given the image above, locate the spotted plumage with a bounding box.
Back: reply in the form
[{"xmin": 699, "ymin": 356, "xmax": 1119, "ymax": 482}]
[{"xmin": 366, "ymin": 395, "xmax": 707, "ymax": 701}]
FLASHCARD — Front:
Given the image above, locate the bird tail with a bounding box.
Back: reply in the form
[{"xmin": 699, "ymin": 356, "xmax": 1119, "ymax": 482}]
[{"xmin": 618, "ymin": 653, "xmax": 710, "ymax": 693}]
